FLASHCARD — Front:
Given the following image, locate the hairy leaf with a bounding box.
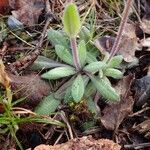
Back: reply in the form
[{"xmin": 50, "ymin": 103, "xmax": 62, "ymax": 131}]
[
  {"xmin": 54, "ymin": 78, "xmax": 74, "ymax": 99},
  {"xmin": 90, "ymin": 76, "xmax": 120, "ymax": 102},
  {"xmin": 64, "ymin": 87, "xmax": 72, "ymax": 103},
  {"xmin": 86, "ymin": 52, "xmax": 98, "ymax": 63},
  {"xmin": 79, "ymin": 26, "xmax": 91, "ymax": 42},
  {"xmin": 71, "ymin": 74, "xmax": 84, "ymax": 102},
  {"xmin": 41, "ymin": 66, "xmax": 76, "ymax": 80},
  {"xmin": 87, "ymin": 97, "xmax": 99, "ymax": 115},
  {"xmin": 84, "ymin": 61, "xmax": 106, "ymax": 73},
  {"xmin": 84, "ymin": 82, "xmax": 96, "ymax": 97},
  {"xmin": 62, "ymin": 3, "xmax": 81, "ymax": 37},
  {"xmin": 55, "ymin": 45, "xmax": 73, "ymax": 65},
  {"xmin": 78, "ymin": 40, "xmax": 87, "ymax": 67},
  {"xmin": 47, "ymin": 29, "xmax": 68, "ymax": 48},
  {"xmin": 35, "ymin": 94, "xmax": 60, "ymax": 115},
  {"xmin": 104, "ymin": 68, "xmax": 123, "ymax": 79},
  {"xmin": 31, "ymin": 56, "xmax": 67, "ymax": 70},
  {"xmin": 108, "ymin": 55, "xmax": 123, "ymax": 68}
]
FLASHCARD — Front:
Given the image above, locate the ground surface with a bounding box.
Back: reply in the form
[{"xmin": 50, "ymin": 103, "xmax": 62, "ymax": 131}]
[{"xmin": 0, "ymin": 0, "xmax": 150, "ymax": 150}]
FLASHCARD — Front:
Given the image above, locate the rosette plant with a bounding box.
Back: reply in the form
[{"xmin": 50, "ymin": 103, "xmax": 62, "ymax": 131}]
[{"xmin": 35, "ymin": 3, "xmax": 123, "ymax": 115}]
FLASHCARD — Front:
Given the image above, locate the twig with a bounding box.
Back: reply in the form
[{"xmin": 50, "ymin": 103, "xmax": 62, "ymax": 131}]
[
  {"xmin": 60, "ymin": 111, "xmax": 74, "ymax": 140},
  {"xmin": 107, "ymin": 0, "xmax": 133, "ymax": 62},
  {"xmin": 0, "ymin": 42, "xmax": 8, "ymax": 58},
  {"xmin": 129, "ymin": 107, "xmax": 150, "ymax": 117},
  {"xmin": 54, "ymin": 131, "xmax": 65, "ymax": 145},
  {"xmin": 124, "ymin": 142, "xmax": 150, "ymax": 149}
]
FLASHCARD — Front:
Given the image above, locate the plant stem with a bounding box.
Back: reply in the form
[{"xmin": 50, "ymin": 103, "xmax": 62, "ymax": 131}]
[
  {"xmin": 70, "ymin": 37, "xmax": 81, "ymax": 71},
  {"xmin": 107, "ymin": 0, "xmax": 133, "ymax": 62}
]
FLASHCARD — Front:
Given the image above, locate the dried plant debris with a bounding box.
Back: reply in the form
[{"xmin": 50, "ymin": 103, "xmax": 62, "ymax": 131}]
[
  {"xmin": 140, "ymin": 38, "xmax": 150, "ymax": 51},
  {"xmin": 133, "ymin": 119, "xmax": 150, "ymax": 138},
  {"xmin": 133, "ymin": 75, "xmax": 150, "ymax": 106},
  {"xmin": 33, "ymin": 136, "xmax": 121, "ymax": 150},
  {"xmin": 101, "ymin": 75, "xmax": 134, "ymax": 130},
  {"xmin": 95, "ymin": 23, "xmax": 139, "ymax": 62},
  {"xmin": 9, "ymin": 0, "xmax": 45, "ymax": 26},
  {"xmin": 0, "ymin": 59, "xmax": 11, "ymax": 88},
  {"xmin": 141, "ymin": 13, "xmax": 150, "ymax": 34},
  {"xmin": 9, "ymin": 73, "xmax": 51, "ymax": 107},
  {"xmin": 0, "ymin": 0, "xmax": 10, "ymax": 14}
]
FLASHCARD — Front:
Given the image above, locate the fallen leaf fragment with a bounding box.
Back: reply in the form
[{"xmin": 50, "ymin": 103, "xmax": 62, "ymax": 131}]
[
  {"xmin": 9, "ymin": 73, "xmax": 51, "ymax": 107},
  {"xmin": 34, "ymin": 136, "xmax": 121, "ymax": 150},
  {"xmin": 101, "ymin": 75, "xmax": 134, "ymax": 130},
  {"xmin": 9, "ymin": 0, "xmax": 45, "ymax": 26},
  {"xmin": 94, "ymin": 35, "xmax": 115, "ymax": 54},
  {"xmin": 134, "ymin": 75, "xmax": 150, "ymax": 106},
  {"xmin": 95, "ymin": 23, "xmax": 139, "ymax": 62}
]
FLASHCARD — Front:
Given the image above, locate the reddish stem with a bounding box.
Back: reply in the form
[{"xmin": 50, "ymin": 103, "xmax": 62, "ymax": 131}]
[
  {"xmin": 107, "ymin": 0, "xmax": 133, "ymax": 62},
  {"xmin": 70, "ymin": 37, "xmax": 81, "ymax": 71}
]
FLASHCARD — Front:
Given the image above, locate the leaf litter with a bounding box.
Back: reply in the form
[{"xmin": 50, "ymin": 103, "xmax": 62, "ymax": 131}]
[
  {"xmin": 95, "ymin": 23, "xmax": 139, "ymax": 62},
  {"xmin": 9, "ymin": 0, "xmax": 45, "ymax": 27},
  {"xmin": 0, "ymin": 0, "xmax": 150, "ymax": 149},
  {"xmin": 101, "ymin": 75, "xmax": 134, "ymax": 130}
]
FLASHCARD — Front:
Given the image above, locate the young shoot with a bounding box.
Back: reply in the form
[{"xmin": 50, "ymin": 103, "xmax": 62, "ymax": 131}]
[{"xmin": 62, "ymin": 3, "xmax": 81, "ymax": 70}]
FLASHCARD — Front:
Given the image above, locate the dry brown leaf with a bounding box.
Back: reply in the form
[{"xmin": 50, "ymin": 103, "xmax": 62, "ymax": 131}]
[
  {"xmin": 0, "ymin": 59, "xmax": 11, "ymax": 88},
  {"xmin": 101, "ymin": 75, "xmax": 134, "ymax": 130},
  {"xmin": 134, "ymin": 75, "xmax": 150, "ymax": 106},
  {"xmin": 94, "ymin": 35, "xmax": 115, "ymax": 54},
  {"xmin": 34, "ymin": 136, "xmax": 121, "ymax": 150},
  {"xmin": 9, "ymin": 0, "xmax": 45, "ymax": 26},
  {"xmin": 119, "ymin": 24, "xmax": 139, "ymax": 62},
  {"xmin": 95, "ymin": 23, "xmax": 139, "ymax": 62},
  {"xmin": 9, "ymin": 73, "xmax": 51, "ymax": 107}
]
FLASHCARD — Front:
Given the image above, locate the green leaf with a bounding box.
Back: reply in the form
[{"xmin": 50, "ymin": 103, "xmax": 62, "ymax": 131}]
[
  {"xmin": 35, "ymin": 94, "xmax": 60, "ymax": 115},
  {"xmin": 0, "ymin": 21, "xmax": 7, "ymax": 42},
  {"xmin": 62, "ymin": 3, "xmax": 81, "ymax": 37},
  {"xmin": 108, "ymin": 55, "xmax": 123, "ymax": 68},
  {"xmin": 54, "ymin": 78, "xmax": 74, "ymax": 99},
  {"xmin": 102, "ymin": 76, "xmax": 111, "ymax": 86},
  {"xmin": 103, "ymin": 52, "xmax": 110, "ymax": 63},
  {"xmin": 90, "ymin": 76, "xmax": 120, "ymax": 102},
  {"xmin": 78, "ymin": 40, "xmax": 87, "ymax": 67},
  {"xmin": 32, "ymin": 118, "xmax": 65, "ymax": 127},
  {"xmin": 79, "ymin": 26, "xmax": 91, "ymax": 42},
  {"xmin": 84, "ymin": 82, "xmax": 96, "ymax": 97},
  {"xmin": 71, "ymin": 75, "xmax": 84, "ymax": 102},
  {"xmin": 86, "ymin": 52, "xmax": 97, "ymax": 63},
  {"xmin": 82, "ymin": 75, "xmax": 90, "ymax": 87},
  {"xmin": 104, "ymin": 68, "xmax": 123, "ymax": 79},
  {"xmin": 31, "ymin": 56, "xmax": 67, "ymax": 70},
  {"xmin": 41, "ymin": 66, "xmax": 76, "ymax": 80},
  {"xmin": 64, "ymin": 87, "xmax": 73, "ymax": 103},
  {"xmin": 81, "ymin": 121, "xmax": 96, "ymax": 131},
  {"xmin": 55, "ymin": 45, "xmax": 73, "ymax": 65},
  {"xmin": 84, "ymin": 61, "xmax": 106, "ymax": 73},
  {"xmin": 87, "ymin": 97, "xmax": 99, "ymax": 115},
  {"xmin": 47, "ymin": 29, "xmax": 68, "ymax": 48}
]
